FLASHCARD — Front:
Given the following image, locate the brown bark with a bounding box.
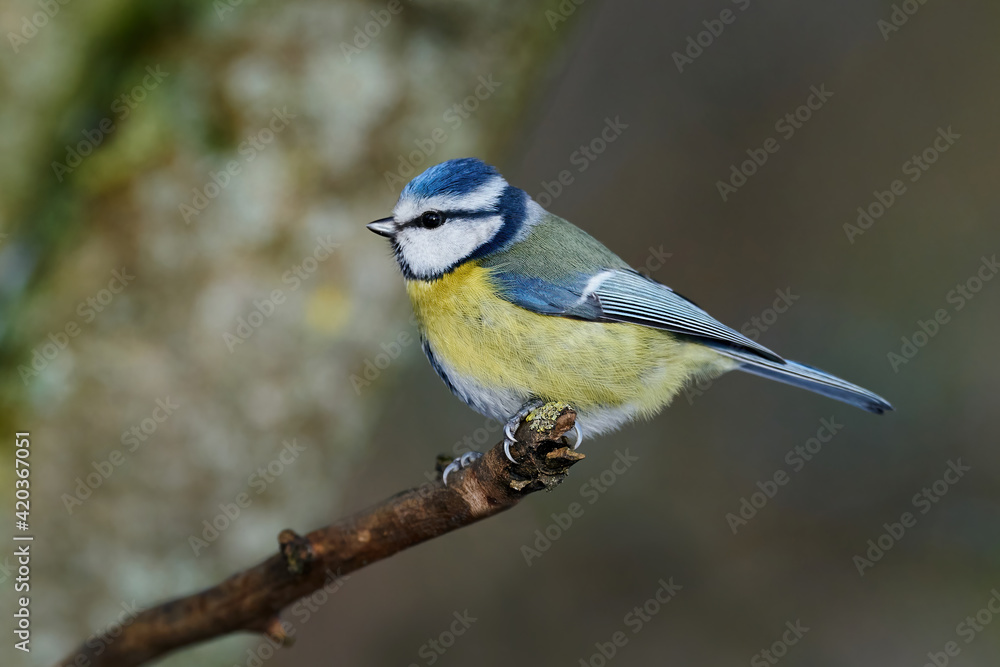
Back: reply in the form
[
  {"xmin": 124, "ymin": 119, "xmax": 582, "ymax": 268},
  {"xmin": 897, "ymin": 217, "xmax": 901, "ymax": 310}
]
[{"xmin": 56, "ymin": 403, "xmax": 583, "ymax": 667}]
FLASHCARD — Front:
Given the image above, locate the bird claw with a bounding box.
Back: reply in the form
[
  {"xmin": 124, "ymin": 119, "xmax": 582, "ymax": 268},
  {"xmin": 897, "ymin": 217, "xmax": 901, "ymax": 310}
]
[
  {"xmin": 568, "ymin": 422, "xmax": 583, "ymax": 450},
  {"xmin": 502, "ymin": 401, "xmax": 538, "ymax": 463},
  {"xmin": 503, "ymin": 422, "xmax": 518, "ymax": 463},
  {"xmin": 441, "ymin": 451, "xmax": 483, "ymax": 485}
]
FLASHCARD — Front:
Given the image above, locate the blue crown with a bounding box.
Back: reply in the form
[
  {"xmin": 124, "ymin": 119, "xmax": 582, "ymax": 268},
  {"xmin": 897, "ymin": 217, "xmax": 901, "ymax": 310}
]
[{"xmin": 401, "ymin": 158, "xmax": 502, "ymax": 199}]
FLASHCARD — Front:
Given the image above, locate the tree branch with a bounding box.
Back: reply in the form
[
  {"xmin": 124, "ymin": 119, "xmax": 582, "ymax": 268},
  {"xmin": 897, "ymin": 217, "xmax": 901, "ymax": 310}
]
[{"xmin": 56, "ymin": 403, "xmax": 583, "ymax": 667}]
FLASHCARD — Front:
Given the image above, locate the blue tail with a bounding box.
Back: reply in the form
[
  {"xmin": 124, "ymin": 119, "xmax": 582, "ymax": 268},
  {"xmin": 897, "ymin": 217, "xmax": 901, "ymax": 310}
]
[{"xmin": 718, "ymin": 350, "xmax": 893, "ymax": 414}]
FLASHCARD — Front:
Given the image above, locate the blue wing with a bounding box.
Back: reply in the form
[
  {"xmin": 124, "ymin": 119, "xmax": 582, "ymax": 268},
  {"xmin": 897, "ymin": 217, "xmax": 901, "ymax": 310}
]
[
  {"xmin": 490, "ymin": 268, "xmax": 784, "ymax": 362},
  {"xmin": 490, "ymin": 267, "xmax": 894, "ymax": 414}
]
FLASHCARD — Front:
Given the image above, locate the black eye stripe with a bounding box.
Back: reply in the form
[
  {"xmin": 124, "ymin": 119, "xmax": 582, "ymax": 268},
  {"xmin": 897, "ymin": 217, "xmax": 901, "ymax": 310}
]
[
  {"xmin": 405, "ymin": 209, "xmax": 497, "ymax": 228},
  {"xmin": 442, "ymin": 209, "xmax": 497, "ymax": 219}
]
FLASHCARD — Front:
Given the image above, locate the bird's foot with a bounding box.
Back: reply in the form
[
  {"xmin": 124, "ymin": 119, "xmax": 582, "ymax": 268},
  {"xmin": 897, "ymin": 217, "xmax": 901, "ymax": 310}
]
[
  {"xmin": 441, "ymin": 451, "xmax": 483, "ymax": 486},
  {"xmin": 503, "ymin": 399, "xmax": 544, "ymax": 463},
  {"xmin": 503, "ymin": 400, "xmax": 583, "ymax": 463}
]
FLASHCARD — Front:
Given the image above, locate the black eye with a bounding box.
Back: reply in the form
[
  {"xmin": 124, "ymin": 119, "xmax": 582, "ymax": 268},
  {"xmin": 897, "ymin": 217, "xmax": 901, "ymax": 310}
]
[{"xmin": 420, "ymin": 210, "xmax": 444, "ymax": 229}]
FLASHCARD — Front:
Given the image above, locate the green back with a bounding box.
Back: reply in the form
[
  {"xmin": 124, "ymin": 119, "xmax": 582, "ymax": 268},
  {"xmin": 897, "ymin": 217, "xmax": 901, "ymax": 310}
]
[{"xmin": 478, "ymin": 212, "xmax": 631, "ymax": 280}]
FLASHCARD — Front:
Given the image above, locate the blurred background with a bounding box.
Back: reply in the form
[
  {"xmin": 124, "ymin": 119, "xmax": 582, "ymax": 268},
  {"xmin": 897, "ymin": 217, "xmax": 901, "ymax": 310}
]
[{"xmin": 1, "ymin": 0, "xmax": 998, "ymax": 665}]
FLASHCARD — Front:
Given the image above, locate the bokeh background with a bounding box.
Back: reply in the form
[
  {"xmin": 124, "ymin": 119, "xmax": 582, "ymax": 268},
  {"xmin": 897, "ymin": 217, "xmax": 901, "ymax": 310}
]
[{"xmin": 1, "ymin": 0, "xmax": 998, "ymax": 665}]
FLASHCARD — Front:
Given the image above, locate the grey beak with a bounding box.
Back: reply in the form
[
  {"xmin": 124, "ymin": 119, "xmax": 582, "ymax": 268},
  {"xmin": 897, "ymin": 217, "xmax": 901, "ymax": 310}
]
[{"xmin": 367, "ymin": 217, "xmax": 396, "ymax": 237}]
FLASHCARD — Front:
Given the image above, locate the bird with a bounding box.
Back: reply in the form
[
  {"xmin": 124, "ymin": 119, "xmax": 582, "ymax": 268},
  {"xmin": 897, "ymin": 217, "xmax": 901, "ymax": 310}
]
[{"xmin": 367, "ymin": 157, "xmax": 892, "ymax": 482}]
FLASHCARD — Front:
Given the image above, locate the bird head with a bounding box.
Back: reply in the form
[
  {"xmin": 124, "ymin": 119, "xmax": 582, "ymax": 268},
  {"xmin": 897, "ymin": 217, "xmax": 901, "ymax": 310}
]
[{"xmin": 368, "ymin": 158, "xmax": 538, "ymax": 280}]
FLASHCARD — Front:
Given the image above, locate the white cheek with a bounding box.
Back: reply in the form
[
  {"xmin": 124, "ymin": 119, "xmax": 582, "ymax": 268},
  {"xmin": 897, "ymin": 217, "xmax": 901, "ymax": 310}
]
[{"xmin": 397, "ymin": 216, "xmax": 502, "ymax": 278}]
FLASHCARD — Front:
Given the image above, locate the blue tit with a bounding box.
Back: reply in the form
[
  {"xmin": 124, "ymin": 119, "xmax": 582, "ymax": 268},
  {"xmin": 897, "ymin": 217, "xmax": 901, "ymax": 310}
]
[{"xmin": 368, "ymin": 158, "xmax": 891, "ymax": 478}]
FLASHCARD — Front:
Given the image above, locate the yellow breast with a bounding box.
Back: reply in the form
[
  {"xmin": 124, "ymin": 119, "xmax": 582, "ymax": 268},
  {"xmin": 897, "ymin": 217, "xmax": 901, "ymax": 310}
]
[{"xmin": 405, "ymin": 261, "xmax": 730, "ymax": 415}]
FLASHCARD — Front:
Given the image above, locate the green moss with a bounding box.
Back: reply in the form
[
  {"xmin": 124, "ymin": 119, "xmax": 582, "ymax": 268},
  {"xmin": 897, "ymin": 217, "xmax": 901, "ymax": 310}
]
[{"xmin": 526, "ymin": 401, "xmax": 572, "ymax": 433}]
